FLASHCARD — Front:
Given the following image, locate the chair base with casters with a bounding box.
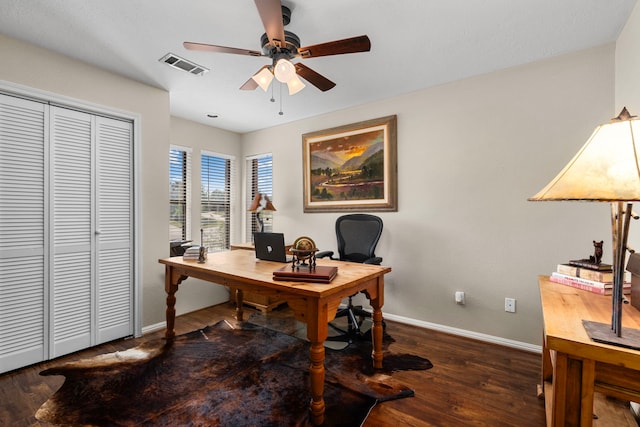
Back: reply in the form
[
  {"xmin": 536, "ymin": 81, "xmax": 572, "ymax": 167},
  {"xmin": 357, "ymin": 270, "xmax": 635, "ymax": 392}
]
[
  {"xmin": 317, "ymin": 214, "xmax": 385, "ymax": 346},
  {"xmin": 326, "ymin": 295, "xmax": 377, "ymax": 344}
]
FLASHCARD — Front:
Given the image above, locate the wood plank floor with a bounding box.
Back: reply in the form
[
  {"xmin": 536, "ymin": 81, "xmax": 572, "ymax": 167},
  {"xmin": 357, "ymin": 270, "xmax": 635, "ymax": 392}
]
[{"xmin": 1, "ymin": 302, "xmax": 637, "ymax": 426}]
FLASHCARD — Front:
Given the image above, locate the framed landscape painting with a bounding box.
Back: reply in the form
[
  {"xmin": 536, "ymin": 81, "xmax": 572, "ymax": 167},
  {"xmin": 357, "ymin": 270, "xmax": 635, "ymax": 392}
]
[{"xmin": 302, "ymin": 115, "xmax": 397, "ymax": 212}]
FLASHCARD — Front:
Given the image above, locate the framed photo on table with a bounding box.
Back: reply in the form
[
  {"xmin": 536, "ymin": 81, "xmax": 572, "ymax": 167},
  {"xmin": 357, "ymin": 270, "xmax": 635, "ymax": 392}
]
[{"xmin": 302, "ymin": 115, "xmax": 397, "ymax": 213}]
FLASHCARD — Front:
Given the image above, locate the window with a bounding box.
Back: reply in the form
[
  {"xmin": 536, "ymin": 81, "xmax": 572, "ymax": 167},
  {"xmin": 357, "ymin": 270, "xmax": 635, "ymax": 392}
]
[
  {"xmin": 201, "ymin": 151, "xmax": 234, "ymax": 252},
  {"xmin": 246, "ymin": 154, "xmax": 273, "ymax": 241},
  {"xmin": 169, "ymin": 146, "xmax": 191, "ymax": 242}
]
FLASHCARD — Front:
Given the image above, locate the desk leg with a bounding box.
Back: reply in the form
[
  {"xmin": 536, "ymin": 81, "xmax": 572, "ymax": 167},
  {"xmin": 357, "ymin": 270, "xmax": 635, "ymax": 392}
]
[
  {"xmin": 304, "ymin": 303, "xmax": 329, "ymax": 426},
  {"xmin": 309, "ymin": 341, "xmax": 326, "ymax": 426},
  {"xmin": 367, "ymin": 278, "xmax": 385, "ymax": 370},
  {"xmin": 164, "ymin": 265, "xmax": 186, "ymax": 344},
  {"xmin": 235, "ymin": 288, "xmax": 244, "ymax": 322}
]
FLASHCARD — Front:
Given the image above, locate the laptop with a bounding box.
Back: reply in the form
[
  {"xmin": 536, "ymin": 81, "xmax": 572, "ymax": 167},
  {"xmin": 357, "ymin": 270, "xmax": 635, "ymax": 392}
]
[{"xmin": 253, "ymin": 232, "xmax": 293, "ymax": 262}]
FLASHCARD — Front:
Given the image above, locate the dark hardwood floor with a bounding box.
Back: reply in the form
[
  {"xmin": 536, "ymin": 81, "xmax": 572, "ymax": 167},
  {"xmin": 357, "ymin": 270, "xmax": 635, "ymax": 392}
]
[{"xmin": 0, "ymin": 302, "xmax": 635, "ymax": 426}]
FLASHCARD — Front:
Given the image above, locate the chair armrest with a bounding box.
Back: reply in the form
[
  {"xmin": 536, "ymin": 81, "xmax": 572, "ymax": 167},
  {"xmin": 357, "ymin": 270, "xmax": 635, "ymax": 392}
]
[
  {"xmin": 316, "ymin": 250, "xmax": 334, "ymax": 259},
  {"xmin": 363, "ymin": 257, "xmax": 383, "ymax": 265}
]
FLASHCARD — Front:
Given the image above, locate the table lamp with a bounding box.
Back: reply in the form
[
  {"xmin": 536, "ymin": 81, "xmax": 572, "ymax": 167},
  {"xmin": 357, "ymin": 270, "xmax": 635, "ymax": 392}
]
[
  {"xmin": 248, "ymin": 193, "xmax": 276, "ymax": 233},
  {"xmin": 529, "ymin": 107, "xmax": 640, "ymax": 348}
]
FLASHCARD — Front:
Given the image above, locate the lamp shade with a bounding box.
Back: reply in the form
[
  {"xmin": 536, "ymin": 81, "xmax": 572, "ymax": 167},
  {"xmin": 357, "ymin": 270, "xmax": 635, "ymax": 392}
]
[
  {"xmin": 251, "ymin": 66, "xmax": 274, "ymax": 92},
  {"xmin": 529, "ymin": 108, "xmax": 640, "ymax": 202},
  {"xmin": 248, "ymin": 193, "xmax": 276, "ymax": 212},
  {"xmin": 274, "ymin": 58, "xmax": 296, "ymax": 83},
  {"xmin": 286, "ymin": 74, "xmax": 305, "ymax": 95}
]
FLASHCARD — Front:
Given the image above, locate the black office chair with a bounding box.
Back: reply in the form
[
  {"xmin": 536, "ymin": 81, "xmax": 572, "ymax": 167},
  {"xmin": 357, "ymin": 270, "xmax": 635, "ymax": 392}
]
[{"xmin": 316, "ymin": 214, "xmax": 383, "ymax": 343}]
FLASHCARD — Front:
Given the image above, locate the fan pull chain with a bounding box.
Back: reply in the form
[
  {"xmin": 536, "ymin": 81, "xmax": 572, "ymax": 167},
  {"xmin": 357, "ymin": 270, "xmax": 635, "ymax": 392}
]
[
  {"xmin": 279, "ymin": 83, "xmax": 284, "ymax": 116},
  {"xmin": 270, "ymin": 82, "xmax": 275, "ymax": 103}
]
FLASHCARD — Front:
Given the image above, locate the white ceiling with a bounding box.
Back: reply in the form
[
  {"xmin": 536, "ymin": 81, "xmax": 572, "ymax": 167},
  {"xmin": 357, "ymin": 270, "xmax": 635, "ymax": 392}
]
[{"xmin": 0, "ymin": 0, "xmax": 636, "ymax": 134}]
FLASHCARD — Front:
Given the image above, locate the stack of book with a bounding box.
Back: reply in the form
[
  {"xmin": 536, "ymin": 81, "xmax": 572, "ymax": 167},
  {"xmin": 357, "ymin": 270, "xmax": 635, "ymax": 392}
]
[
  {"xmin": 183, "ymin": 246, "xmax": 207, "ymax": 261},
  {"xmin": 273, "ymin": 265, "xmax": 338, "ymax": 283},
  {"xmin": 550, "ymin": 263, "xmax": 630, "ymax": 295}
]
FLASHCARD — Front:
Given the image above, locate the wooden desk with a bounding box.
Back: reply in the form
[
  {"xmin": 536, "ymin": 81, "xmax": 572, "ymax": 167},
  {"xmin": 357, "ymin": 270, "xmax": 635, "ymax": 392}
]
[
  {"xmin": 159, "ymin": 250, "xmax": 391, "ymax": 426},
  {"xmin": 539, "ymin": 276, "xmax": 640, "ymax": 426}
]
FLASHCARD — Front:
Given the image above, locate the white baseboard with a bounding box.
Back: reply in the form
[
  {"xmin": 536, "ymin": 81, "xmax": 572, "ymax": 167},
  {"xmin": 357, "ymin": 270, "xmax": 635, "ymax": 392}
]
[
  {"xmin": 142, "ymin": 321, "xmax": 166, "ymax": 335},
  {"xmin": 382, "ymin": 312, "xmax": 542, "ymax": 354},
  {"xmin": 141, "ymin": 307, "xmax": 542, "ymax": 354}
]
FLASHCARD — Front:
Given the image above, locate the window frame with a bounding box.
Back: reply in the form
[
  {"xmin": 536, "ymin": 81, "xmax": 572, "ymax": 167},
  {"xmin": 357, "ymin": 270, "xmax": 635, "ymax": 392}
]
[{"xmin": 169, "ymin": 145, "xmax": 192, "ymax": 242}]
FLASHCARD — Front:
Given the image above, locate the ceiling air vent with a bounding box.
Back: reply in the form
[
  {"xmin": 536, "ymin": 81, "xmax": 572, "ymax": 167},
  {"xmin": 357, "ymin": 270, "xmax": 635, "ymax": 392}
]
[{"xmin": 159, "ymin": 53, "xmax": 209, "ymax": 76}]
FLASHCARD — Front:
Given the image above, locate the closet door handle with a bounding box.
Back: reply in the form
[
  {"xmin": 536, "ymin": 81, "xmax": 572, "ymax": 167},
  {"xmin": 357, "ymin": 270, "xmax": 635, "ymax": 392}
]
[{"xmin": 95, "ymin": 230, "xmax": 102, "ymax": 235}]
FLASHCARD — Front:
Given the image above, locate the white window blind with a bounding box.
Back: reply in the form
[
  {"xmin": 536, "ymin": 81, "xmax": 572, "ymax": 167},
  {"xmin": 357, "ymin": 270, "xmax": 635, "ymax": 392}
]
[
  {"xmin": 201, "ymin": 151, "xmax": 234, "ymax": 252},
  {"xmin": 245, "ymin": 154, "xmax": 273, "ymax": 241},
  {"xmin": 169, "ymin": 146, "xmax": 191, "ymax": 242}
]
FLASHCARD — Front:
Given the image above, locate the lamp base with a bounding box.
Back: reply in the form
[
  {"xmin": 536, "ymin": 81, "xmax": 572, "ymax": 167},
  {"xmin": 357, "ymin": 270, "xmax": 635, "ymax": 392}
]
[{"xmin": 582, "ymin": 320, "xmax": 640, "ymax": 350}]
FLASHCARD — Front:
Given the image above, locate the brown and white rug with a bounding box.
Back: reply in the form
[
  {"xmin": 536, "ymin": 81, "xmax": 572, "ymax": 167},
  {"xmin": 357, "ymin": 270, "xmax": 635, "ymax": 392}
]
[{"xmin": 37, "ymin": 320, "xmax": 432, "ymax": 426}]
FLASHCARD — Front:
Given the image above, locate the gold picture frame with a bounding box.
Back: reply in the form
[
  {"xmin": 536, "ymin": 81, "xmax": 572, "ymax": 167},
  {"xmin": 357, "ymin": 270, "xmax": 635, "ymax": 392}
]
[{"xmin": 302, "ymin": 115, "xmax": 397, "ymax": 213}]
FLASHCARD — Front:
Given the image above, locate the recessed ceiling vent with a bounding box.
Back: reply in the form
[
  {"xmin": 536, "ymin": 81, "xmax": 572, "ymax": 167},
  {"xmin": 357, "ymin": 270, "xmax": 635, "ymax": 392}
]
[{"xmin": 159, "ymin": 53, "xmax": 209, "ymax": 76}]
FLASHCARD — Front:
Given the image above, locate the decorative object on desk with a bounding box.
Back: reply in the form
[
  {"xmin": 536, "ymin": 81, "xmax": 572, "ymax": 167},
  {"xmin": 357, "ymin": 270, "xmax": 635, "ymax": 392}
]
[
  {"xmin": 182, "ymin": 246, "xmax": 207, "ymax": 261},
  {"xmin": 290, "ymin": 235, "xmax": 318, "ymax": 270},
  {"xmin": 568, "ymin": 240, "xmax": 612, "ymax": 270},
  {"xmin": 529, "ymin": 107, "xmax": 640, "ymax": 346},
  {"xmin": 198, "ymin": 228, "xmax": 206, "ymax": 263},
  {"xmin": 248, "ymin": 193, "xmax": 276, "ymax": 233},
  {"xmin": 36, "ymin": 321, "xmax": 431, "ymax": 426},
  {"xmin": 302, "ymin": 115, "xmax": 398, "ymax": 213}
]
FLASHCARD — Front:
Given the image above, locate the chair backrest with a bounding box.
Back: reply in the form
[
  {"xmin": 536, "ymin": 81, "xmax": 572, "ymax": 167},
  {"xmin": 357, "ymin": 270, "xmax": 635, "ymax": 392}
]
[{"xmin": 335, "ymin": 214, "xmax": 383, "ymax": 263}]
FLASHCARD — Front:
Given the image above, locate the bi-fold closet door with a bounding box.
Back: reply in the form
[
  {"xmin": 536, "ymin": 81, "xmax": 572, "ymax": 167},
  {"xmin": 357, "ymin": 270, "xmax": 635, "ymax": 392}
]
[{"xmin": 0, "ymin": 93, "xmax": 133, "ymax": 374}]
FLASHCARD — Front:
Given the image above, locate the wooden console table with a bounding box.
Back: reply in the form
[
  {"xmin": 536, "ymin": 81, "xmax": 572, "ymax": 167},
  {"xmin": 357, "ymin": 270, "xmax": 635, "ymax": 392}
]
[
  {"xmin": 159, "ymin": 250, "xmax": 390, "ymax": 425},
  {"xmin": 229, "ymin": 242, "xmax": 290, "ymax": 312},
  {"xmin": 539, "ymin": 276, "xmax": 640, "ymax": 426}
]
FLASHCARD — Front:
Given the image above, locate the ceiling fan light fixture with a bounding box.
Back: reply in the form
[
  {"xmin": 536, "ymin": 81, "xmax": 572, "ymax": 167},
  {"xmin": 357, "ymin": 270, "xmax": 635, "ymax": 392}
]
[
  {"xmin": 274, "ymin": 58, "xmax": 296, "ymax": 83},
  {"xmin": 251, "ymin": 67, "xmax": 274, "ymax": 92},
  {"xmin": 287, "ymin": 74, "xmax": 305, "ymax": 95}
]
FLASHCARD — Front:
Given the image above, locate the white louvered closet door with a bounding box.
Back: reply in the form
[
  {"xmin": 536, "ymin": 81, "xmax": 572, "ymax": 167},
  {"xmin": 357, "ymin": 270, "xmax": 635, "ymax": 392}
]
[
  {"xmin": 95, "ymin": 117, "xmax": 133, "ymax": 343},
  {"xmin": 0, "ymin": 95, "xmax": 48, "ymax": 373},
  {"xmin": 0, "ymin": 94, "xmax": 134, "ymax": 373},
  {"xmin": 50, "ymin": 107, "xmax": 94, "ymax": 357}
]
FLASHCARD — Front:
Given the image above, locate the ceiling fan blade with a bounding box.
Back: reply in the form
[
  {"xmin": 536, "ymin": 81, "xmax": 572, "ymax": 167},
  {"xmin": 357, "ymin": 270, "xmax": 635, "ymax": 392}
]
[
  {"xmin": 183, "ymin": 41, "xmax": 262, "ymax": 57},
  {"xmin": 294, "ymin": 63, "xmax": 336, "ymax": 92},
  {"xmin": 254, "ymin": 0, "xmax": 286, "ymax": 49},
  {"xmin": 298, "ymin": 35, "xmax": 371, "ymax": 58},
  {"xmin": 240, "ymin": 77, "xmax": 259, "ymax": 91}
]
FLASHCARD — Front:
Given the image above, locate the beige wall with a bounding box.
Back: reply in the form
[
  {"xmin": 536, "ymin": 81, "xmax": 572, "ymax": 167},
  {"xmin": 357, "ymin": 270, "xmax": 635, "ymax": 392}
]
[{"xmin": 242, "ymin": 45, "xmax": 615, "ymax": 346}]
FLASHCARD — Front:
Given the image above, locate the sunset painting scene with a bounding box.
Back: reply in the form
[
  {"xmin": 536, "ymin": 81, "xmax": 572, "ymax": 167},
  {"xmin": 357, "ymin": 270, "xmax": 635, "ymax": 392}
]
[{"xmin": 308, "ymin": 127, "xmax": 386, "ymax": 203}]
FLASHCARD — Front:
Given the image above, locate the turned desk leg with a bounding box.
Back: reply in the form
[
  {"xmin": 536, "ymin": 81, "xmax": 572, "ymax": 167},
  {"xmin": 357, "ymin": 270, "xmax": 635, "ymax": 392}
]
[
  {"xmin": 235, "ymin": 288, "xmax": 244, "ymax": 321},
  {"xmin": 371, "ymin": 306, "xmax": 384, "ymax": 369},
  {"xmin": 309, "ymin": 341, "xmax": 326, "ymax": 425},
  {"xmin": 164, "ymin": 265, "xmax": 185, "ymax": 344}
]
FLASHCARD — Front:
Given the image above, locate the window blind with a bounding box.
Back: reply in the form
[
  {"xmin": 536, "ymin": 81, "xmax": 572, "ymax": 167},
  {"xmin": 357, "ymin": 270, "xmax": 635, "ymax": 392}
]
[
  {"xmin": 169, "ymin": 146, "xmax": 191, "ymax": 242},
  {"xmin": 245, "ymin": 154, "xmax": 273, "ymax": 241},
  {"xmin": 201, "ymin": 151, "xmax": 234, "ymax": 252}
]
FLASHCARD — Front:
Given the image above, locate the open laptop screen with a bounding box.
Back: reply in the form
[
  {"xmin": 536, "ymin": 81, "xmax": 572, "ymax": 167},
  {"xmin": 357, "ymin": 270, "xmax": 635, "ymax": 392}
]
[{"xmin": 253, "ymin": 232, "xmax": 292, "ymax": 262}]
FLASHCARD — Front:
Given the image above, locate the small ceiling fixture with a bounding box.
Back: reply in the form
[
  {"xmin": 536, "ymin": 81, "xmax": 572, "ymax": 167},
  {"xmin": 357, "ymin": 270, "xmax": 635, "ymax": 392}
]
[{"xmin": 159, "ymin": 53, "xmax": 209, "ymax": 76}]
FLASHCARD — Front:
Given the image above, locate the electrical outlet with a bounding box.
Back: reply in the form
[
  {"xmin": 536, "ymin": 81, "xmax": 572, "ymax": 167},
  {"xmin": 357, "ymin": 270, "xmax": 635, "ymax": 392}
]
[{"xmin": 505, "ymin": 298, "xmax": 516, "ymax": 313}]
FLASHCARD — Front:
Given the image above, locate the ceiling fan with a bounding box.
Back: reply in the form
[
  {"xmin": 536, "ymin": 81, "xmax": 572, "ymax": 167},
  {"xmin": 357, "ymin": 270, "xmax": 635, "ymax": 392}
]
[{"xmin": 183, "ymin": 0, "xmax": 371, "ymax": 95}]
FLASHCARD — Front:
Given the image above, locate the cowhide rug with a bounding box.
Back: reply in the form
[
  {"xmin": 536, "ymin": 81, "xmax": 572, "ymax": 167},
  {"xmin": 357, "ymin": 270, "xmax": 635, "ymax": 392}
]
[{"xmin": 36, "ymin": 320, "xmax": 432, "ymax": 426}]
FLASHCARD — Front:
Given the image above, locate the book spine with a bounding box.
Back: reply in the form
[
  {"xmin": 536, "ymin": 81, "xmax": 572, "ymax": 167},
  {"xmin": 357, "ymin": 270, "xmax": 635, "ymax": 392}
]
[
  {"xmin": 551, "ymin": 272, "xmax": 610, "ymax": 288},
  {"xmin": 556, "ymin": 264, "xmax": 614, "ymax": 282},
  {"xmin": 549, "ymin": 275, "xmax": 630, "ymax": 295},
  {"xmin": 550, "ymin": 275, "xmax": 610, "ymax": 294}
]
